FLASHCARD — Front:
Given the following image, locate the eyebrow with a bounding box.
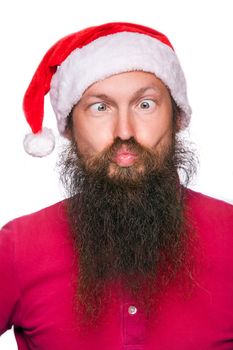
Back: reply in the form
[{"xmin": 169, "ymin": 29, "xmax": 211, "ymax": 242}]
[{"xmin": 83, "ymin": 86, "xmax": 161, "ymax": 102}]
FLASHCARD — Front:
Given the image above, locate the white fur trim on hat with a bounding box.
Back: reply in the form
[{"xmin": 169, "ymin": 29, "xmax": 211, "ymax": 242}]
[
  {"xmin": 50, "ymin": 31, "xmax": 191, "ymax": 134},
  {"xmin": 23, "ymin": 127, "xmax": 55, "ymax": 157}
]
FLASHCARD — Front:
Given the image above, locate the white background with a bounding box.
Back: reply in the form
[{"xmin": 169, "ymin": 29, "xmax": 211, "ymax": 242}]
[{"xmin": 0, "ymin": 0, "xmax": 232, "ymax": 348}]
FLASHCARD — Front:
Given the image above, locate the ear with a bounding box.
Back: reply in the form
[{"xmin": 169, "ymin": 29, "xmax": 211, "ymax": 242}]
[
  {"xmin": 63, "ymin": 111, "xmax": 73, "ymax": 140},
  {"xmin": 63, "ymin": 128, "xmax": 72, "ymax": 140},
  {"xmin": 175, "ymin": 113, "xmax": 183, "ymax": 133}
]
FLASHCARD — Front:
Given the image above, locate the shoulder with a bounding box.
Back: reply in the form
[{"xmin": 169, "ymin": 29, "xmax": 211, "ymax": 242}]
[
  {"xmin": 185, "ymin": 188, "xmax": 233, "ymax": 215},
  {"xmin": 0, "ymin": 201, "xmax": 73, "ymax": 283},
  {"xmin": 184, "ymin": 188, "xmax": 233, "ymax": 232},
  {"xmin": 2, "ymin": 200, "xmax": 67, "ymax": 228},
  {"xmin": 0, "ymin": 200, "xmax": 71, "ymax": 250}
]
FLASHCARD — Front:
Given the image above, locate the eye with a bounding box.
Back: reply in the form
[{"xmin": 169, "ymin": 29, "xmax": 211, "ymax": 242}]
[
  {"xmin": 90, "ymin": 102, "xmax": 108, "ymax": 112},
  {"xmin": 139, "ymin": 99, "xmax": 156, "ymax": 110}
]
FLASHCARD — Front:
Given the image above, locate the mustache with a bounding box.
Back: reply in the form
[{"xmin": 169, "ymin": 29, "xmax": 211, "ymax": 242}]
[
  {"xmin": 107, "ymin": 137, "xmax": 149, "ymax": 154},
  {"xmin": 87, "ymin": 137, "xmax": 155, "ymax": 158},
  {"xmin": 82, "ymin": 136, "xmax": 166, "ymax": 174}
]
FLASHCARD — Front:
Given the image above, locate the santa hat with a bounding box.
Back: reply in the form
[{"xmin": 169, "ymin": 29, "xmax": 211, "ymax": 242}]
[{"xmin": 23, "ymin": 21, "xmax": 191, "ymax": 157}]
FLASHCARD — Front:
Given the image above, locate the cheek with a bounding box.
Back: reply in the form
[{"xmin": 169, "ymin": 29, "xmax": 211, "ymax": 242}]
[
  {"xmin": 72, "ymin": 118, "xmax": 113, "ymax": 155},
  {"xmin": 136, "ymin": 115, "xmax": 173, "ymax": 149}
]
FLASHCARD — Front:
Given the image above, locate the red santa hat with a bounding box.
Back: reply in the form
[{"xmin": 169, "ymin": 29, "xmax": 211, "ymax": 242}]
[{"xmin": 23, "ymin": 21, "xmax": 191, "ymax": 157}]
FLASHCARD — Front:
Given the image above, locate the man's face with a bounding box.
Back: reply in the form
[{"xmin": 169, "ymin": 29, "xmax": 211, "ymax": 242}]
[{"xmin": 71, "ymin": 71, "xmax": 174, "ymax": 173}]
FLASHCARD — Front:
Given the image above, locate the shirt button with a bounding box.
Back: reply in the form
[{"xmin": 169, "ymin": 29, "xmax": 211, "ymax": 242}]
[{"xmin": 128, "ymin": 305, "xmax": 137, "ymax": 315}]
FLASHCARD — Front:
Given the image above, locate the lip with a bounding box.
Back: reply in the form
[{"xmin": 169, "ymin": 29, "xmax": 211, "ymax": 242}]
[{"xmin": 112, "ymin": 147, "xmax": 138, "ymax": 167}]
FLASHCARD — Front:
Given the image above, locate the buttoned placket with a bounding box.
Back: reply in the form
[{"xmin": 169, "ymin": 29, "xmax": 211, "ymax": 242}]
[{"xmin": 121, "ymin": 292, "xmax": 147, "ymax": 350}]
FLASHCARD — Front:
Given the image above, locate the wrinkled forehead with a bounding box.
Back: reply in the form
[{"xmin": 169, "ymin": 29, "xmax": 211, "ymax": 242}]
[{"xmin": 79, "ymin": 71, "xmax": 170, "ymax": 101}]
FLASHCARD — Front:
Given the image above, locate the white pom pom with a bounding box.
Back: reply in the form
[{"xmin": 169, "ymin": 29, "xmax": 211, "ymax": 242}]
[{"xmin": 23, "ymin": 127, "xmax": 55, "ymax": 157}]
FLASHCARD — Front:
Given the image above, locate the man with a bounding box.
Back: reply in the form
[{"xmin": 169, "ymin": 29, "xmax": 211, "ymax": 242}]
[{"xmin": 0, "ymin": 22, "xmax": 233, "ymax": 349}]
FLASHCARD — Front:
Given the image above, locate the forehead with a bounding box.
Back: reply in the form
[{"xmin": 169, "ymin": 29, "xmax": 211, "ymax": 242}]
[{"xmin": 81, "ymin": 71, "xmax": 169, "ymax": 98}]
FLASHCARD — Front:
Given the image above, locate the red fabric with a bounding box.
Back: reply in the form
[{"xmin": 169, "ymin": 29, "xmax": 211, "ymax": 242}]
[
  {"xmin": 1, "ymin": 188, "xmax": 233, "ymax": 349},
  {"xmin": 23, "ymin": 22, "xmax": 173, "ymax": 134}
]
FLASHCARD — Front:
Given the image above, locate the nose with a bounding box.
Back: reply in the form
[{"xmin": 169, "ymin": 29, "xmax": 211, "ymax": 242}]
[{"xmin": 113, "ymin": 109, "xmax": 135, "ymax": 140}]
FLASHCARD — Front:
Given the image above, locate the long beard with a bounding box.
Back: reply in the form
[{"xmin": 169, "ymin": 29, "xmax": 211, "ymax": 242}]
[{"xmin": 59, "ymin": 135, "xmax": 197, "ymax": 326}]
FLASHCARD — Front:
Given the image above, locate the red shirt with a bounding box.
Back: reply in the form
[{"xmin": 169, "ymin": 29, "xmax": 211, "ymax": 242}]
[{"xmin": 1, "ymin": 189, "xmax": 233, "ymax": 349}]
